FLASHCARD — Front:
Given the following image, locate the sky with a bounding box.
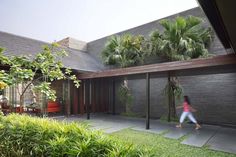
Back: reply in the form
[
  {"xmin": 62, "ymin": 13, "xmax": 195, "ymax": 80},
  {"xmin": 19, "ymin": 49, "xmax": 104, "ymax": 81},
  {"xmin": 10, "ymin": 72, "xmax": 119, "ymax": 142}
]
[{"xmin": 0, "ymin": 0, "xmax": 198, "ymax": 43}]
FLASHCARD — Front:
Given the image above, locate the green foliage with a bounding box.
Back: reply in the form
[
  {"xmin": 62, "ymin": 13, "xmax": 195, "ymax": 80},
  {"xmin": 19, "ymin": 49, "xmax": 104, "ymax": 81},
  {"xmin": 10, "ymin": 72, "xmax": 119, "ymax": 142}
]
[
  {"xmin": 148, "ymin": 16, "xmax": 213, "ymax": 121},
  {"xmin": 163, "ymin": 77, "xmax": 183, "ymax": 100},
  {"xmin": 149, "ymin": 16, "xmax": 213, "ymax": 61},
  {"xmin": 163, "ymin": 76, "xmax": 183, "ymax": 120},
  {"xmin": 34, "ymin": 82, "xmax": 56, "ymax": 101},
  {"xmin": 0, "ymin": 114, "xmax": 145, "ymax": 157},
  {"xmin": 0, "ymin": 44, "xmax": 80, "ymax": 103},
  {"xmin": 118, "ymin": 84, "xmax": 133, "ymax": 106},
  {"xmin": 101, "ymin": 34, "xmax": 147, "ymax": 68},
  {"xmin": 0, "ymin": 80, "xmax": 8, "ymax": 90},
  {"xmin": 118, "ymin": 81, "xmax": 133, "ymax": 114}
]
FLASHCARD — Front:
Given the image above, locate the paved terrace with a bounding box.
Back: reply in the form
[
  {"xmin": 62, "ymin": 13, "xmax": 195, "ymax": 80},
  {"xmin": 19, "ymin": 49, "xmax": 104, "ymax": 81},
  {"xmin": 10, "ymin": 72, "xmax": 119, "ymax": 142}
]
[{"xmin": 53, "ymin": 114, "xmax": 236, "ymax": 154}]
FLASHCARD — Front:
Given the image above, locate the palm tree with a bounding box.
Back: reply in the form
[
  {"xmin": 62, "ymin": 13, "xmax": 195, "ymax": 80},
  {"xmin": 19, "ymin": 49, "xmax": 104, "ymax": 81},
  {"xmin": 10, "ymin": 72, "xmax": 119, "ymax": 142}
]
[
  {"xmin": 101, "ymin": 34, "xmax": 146, "ymax": 68},
  {"xmin": 149, "ymin": 16, "xmax": 212, "ymax": 121},
  {"xmin": 102, "ymin": 34, "xmax": 146, "ymax": 114}
]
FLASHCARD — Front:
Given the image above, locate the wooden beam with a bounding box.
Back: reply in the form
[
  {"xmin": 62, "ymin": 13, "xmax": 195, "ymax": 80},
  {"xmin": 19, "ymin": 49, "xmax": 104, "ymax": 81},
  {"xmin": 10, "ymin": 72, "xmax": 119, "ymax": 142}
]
[{"xmin": 78, "ymin": 54, "xmax": 236, "ymax": 79}]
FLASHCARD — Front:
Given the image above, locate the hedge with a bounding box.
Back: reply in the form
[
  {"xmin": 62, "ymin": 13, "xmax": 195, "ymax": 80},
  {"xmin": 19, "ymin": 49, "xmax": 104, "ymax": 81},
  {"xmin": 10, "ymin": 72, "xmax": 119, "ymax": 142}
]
[{"xmin": 0, "ymin": 113, "xmax": 147, "ymax": 157}]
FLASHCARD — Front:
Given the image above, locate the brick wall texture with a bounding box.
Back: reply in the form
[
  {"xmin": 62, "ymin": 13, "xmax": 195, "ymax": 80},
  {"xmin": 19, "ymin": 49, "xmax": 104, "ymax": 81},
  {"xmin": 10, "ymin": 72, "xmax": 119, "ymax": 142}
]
[{"xmin": 87, "ymin": 7, "xmax": 236, "ymax": 126}]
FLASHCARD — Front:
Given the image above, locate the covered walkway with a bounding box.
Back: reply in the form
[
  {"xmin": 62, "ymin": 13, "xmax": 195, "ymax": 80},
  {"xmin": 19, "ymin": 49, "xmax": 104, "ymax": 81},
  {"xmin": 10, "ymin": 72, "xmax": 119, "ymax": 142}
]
[{"xmin": 78, "ymin": 54, "xmax": 236, "ymax": 129}]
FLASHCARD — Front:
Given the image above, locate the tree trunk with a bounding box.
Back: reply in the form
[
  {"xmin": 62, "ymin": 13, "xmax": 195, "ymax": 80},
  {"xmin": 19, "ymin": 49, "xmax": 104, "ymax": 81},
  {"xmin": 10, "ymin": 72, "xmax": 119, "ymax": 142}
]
[
  {"xmin": 170, "ymin": 88, "xmax": 177, "ymax": 120},
  {"xmin": 123, "ymin": 77, "xmax": 129, "ymax": 113},
  {"xmin": 167, "ymin": 73, "xmax": 177, "ymax": 122},
  {"xmin": 171, "ymin": 76, "xmax": 177, "ymax": 119},
  {"xmin": 172, "ymin": 93, "xmax": 176, "ymax": 118}
]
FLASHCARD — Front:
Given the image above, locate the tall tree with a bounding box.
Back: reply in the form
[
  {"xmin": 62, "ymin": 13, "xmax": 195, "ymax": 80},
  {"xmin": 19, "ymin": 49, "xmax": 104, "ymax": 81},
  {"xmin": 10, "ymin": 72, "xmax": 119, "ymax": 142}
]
[
  {"xmin": 149, "ymin": 16, "xmax": 212, "ymax": 121},
  {"xmin": 102, "ymin": 34, "xmax": 146, "ymax": 114},
  {"xmin": 0, "ymin": 44, "xmax": 80, "ymax": 113}
]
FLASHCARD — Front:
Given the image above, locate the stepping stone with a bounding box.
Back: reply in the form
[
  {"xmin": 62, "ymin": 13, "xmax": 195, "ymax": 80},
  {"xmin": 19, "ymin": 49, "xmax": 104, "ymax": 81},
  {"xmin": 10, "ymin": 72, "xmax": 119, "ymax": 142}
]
[
  {"xmin": 132, "ymin": 124, "xmax": 171, "ymax": 134},
  {"xmin": 90, "ymin": 125, "xmax": 111, "ymax": 131},
  {"xmin": 207, "ymin": 127, "xmax": 236, "ymax": 154},
  {"xmin": 104, "ymin": 125, "xmax": 130, "ymax": 133},
  {"xmin": 164, "ymin": 127, "xmax": 192, "ymax": 139},
  {"xmin": 132, "ymin": 127, "xmax": 164, "ymax": 134},
  {"xmin": 181, "ymin": 125, "xmax": 219, "ymax": 147},
  {"xmin": 90, "ymin": 122, "xmax": 113, "ymax": 128}
]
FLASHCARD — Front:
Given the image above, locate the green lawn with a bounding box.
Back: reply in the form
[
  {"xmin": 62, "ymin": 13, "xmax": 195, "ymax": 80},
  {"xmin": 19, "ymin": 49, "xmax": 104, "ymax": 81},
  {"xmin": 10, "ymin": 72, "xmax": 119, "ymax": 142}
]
[{"xmin": 110, "ymin": 129, "xmax": 236, "ymax": 157}]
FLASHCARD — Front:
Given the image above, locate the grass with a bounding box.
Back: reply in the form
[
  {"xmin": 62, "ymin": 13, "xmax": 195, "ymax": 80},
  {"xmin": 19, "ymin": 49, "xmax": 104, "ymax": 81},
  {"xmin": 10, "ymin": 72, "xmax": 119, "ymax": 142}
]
[{"xmin": 110, "ymin": 129, "xmax": 236, "ymax": 157}]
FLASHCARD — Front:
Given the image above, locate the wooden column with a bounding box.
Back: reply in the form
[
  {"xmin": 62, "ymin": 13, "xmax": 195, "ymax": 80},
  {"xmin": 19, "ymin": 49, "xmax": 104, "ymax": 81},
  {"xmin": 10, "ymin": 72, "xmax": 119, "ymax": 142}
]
[
  {"xmin": 96, "ymin": 79, "xmax": 100, "ymax": 112},
  {"xmin": 84, "ymin": 80, "xmax": 90, "ymax": 119},
  {"xmin": 73, "ymin": 86, "xmax": 79, "ymax": 115},
  {"xmin": 79, "ymin": 81, "xmax": 84, "ymax": 114},
  {"xmin": 112, "ymin": 78, "xmax": 116, "ymax": 115},
  {"xmin": 100, "ymin": 78, "xmax": 103, "ymax": 112},
  {"xmin": 146, "ymin": 73, "xmax": 150, "ymax": 129},
  {"xmin": 167, "ymin": 72, "xmax": 171, "ymax": 122},
  {"xmin": 85, "ymin": 80, "xmax": 91, "ymax": 119},
  {"xmin": 67, "ymin": 79, "xmax": 71, "ymax": 116},
  {"xmin": 91, "ymin": 79, "xmax": 96, "ymax": 113}
]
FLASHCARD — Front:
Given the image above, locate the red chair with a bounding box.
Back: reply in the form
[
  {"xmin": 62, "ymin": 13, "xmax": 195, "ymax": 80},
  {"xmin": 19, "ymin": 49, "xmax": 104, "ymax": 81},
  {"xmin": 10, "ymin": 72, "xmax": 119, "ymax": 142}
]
[{"xmin": 47, "ymin": 101, "xmax": 60, "ymax": 113}]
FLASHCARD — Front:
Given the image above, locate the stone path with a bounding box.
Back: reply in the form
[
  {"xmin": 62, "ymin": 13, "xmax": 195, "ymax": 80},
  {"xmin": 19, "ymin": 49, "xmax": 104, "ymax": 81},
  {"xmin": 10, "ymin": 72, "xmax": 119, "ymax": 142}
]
[{"xmin": 53, "ymin": 114, "xmax": 236, "ymax": 154}]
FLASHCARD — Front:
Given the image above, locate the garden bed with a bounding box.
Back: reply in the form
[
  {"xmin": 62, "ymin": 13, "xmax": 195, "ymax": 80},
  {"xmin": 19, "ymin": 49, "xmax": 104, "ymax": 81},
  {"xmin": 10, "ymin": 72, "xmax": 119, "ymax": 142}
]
[{"xmin": 0, "ymin": 113, "xmax": 147, "ymax": 157}]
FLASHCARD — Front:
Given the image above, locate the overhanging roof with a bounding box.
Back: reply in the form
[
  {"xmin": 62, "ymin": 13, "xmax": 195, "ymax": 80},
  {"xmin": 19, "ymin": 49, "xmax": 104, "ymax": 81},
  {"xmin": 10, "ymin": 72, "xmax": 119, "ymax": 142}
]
[
  {"xmin": 78, "ymin": 54, "xmax": 236, "ymax": 79},
  {"xmin": 0, "ymin": 31, "xmax": 103, "ymax": 72},
  {"xmin": 197, "ymin": 0, "xmax": 236, "ymax": 53}
]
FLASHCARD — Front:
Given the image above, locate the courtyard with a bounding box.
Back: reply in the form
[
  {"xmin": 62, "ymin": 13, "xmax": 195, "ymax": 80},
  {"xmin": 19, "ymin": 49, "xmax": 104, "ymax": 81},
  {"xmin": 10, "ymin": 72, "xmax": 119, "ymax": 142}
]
[
  {"xmin": 0, "ymin": 0, "xmax": 236, "ymax": 156},
  {"xmin": 54, "ymin": 114, "xmax": 236, "ymax": 155}
]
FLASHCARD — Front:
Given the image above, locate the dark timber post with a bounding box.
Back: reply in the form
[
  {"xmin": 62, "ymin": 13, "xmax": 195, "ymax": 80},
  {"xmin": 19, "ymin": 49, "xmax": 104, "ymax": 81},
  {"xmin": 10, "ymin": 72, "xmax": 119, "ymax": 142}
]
[
  {"xmin": 167, "ymin": 72, "xmax": 171, "ymax": 122},
  {"xmin": 87, "ymin": 79, "xmax": 92, "ymax": 119},
  {"xmin": 67, "ymin": 78, "xmax": 71, "ymax": 116},
  {"xmin": 85, "ymin": 80, "xmax": 90, "ymax": 120},
  {"xmin": 112, "ymin": 77, "xmax": 116, "ymax": 115},
  {"xmin": 146, "ymin": 73, "xmax": 150, "ymax": 129}
]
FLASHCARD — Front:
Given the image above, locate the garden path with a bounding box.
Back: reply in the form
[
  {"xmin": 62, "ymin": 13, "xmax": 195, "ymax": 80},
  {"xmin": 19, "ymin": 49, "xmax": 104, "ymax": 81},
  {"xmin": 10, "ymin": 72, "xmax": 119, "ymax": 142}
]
[{"xmin": 53, "ymin": 114, "xmax": 236, "ymax": 154}]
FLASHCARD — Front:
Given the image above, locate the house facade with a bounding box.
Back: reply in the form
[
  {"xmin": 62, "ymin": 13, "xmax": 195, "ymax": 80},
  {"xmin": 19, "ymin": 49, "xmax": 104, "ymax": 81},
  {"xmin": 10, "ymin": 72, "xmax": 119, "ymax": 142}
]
[{"xmin": 0, "ymin": 7, "xmax": 236, "ymax": 126}]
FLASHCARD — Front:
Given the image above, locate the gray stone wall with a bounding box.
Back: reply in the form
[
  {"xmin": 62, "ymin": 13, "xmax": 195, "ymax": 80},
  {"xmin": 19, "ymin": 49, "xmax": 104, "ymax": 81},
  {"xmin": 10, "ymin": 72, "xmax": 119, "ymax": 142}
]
[
  {"xmin": 178, "ymin": 73, "xmax": 236, "ymax": 126},
  {"xmin": 87, "ymin": 7, "xmax": 236, "ymax": 126},
  {"xmin": 111, "ymin": 72, "xmax": 236, "ymax": 126}
]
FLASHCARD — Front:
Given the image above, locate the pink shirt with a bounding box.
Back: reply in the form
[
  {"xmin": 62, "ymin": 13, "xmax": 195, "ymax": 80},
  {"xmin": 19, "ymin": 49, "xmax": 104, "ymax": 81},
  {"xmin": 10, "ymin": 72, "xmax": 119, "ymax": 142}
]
[{"xmin": 183, "ymin": 102, "xmax": 190, "ymax": 112}]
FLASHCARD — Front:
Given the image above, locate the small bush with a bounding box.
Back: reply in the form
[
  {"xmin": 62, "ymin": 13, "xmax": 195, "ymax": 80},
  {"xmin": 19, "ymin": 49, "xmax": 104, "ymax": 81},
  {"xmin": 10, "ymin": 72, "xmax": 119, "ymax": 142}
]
[{"xmin": 0, "ymin": 113, "xmax": 145, "ymax": 157}]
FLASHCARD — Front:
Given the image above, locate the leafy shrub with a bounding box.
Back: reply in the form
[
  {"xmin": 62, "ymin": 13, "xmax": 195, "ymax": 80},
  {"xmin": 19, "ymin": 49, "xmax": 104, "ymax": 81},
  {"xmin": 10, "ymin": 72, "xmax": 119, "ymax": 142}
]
[{"xmin": 0, "ymin": 113, "xmax": 145, "ymax": 157}]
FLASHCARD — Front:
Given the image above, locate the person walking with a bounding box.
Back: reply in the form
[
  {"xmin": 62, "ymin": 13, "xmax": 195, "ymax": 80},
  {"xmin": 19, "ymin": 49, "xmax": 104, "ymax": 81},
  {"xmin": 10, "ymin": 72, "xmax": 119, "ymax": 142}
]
[{"xmin": 176, "ymin": 95, "xmax": 201, "ymax": 130}]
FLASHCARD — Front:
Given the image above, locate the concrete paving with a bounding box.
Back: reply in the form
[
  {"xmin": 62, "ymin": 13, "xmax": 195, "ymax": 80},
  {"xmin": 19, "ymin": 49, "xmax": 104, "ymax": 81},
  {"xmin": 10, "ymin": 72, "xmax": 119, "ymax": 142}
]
[
  {"xmin": 53, "ymin": 114, "xmax": 236, "ymax": 154},
  {"xmin": 164, "ymin": 127, "xmax": 192, "ymax": 139},
  {"xmin": 181, "ymin": 125, "xmax": 220, "ymax": 147},
  {"xmin": 207, "ymin": 127, "xmax": 236, "ymax": 154}
]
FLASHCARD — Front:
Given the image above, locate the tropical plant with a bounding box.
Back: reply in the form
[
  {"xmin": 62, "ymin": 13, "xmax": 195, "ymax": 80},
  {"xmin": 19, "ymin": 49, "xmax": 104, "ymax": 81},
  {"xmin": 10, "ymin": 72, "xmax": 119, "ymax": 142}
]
[
  {"xmin": 102, "ymin": 34, "xmax": 147, "ymax": 114},
  {"xmin": 149, "ymin": 16, "xmax": 213, "ymax": 121},
  {"xmin": 101, "ymin": 34, "xmax": 146, "ymax": 68},
  {"xmin": 0, "ymin": 113, "xmax": 146, "ymax": 156},
  {"xmin": 0, "ymin": 44, "xmax": 80, "ymax": 112},
  {"xmin": 118, "ymin": 80, "xmax": 133, "ymax": 114},
  {"xmin": 149, "ymin": 16, "xmax": 212, "ymax": 60}
]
